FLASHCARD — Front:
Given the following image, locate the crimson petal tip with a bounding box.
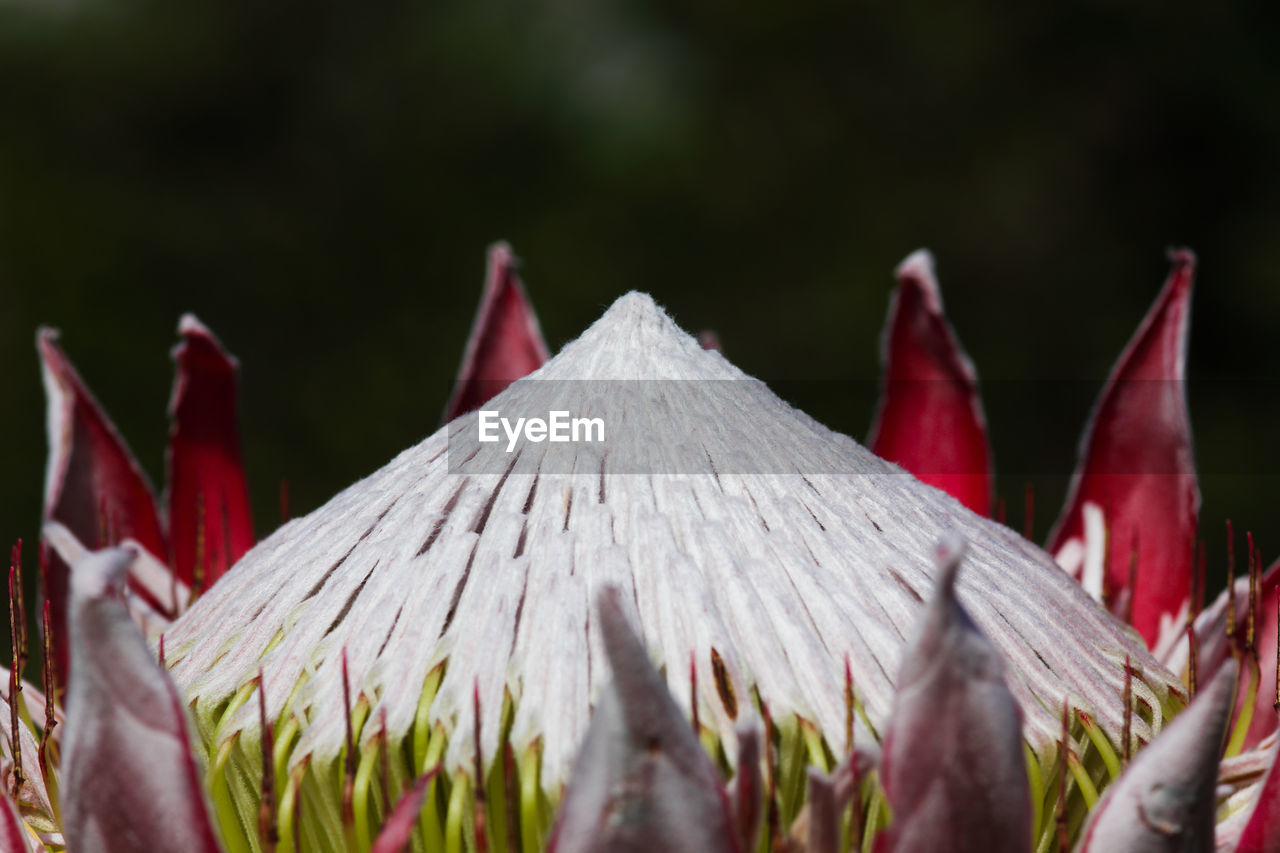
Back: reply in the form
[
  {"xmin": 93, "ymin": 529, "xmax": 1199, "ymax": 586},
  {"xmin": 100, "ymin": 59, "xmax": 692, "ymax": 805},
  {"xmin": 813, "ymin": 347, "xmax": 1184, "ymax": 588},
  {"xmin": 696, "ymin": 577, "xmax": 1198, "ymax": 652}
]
[
  {"xmin": 445, "ymin": 242, "xmax": 550, "ymax": 422},
  {"xmin": 1048, "ymin": 250, "xmax": 1198, "ymax": 645},
  {"xmin": 870, "ymin": 254, "xmax": 992, "ymax": 516},
  {"xmin": 167, "ymin": 314, "xmax": 254, "ymax": 588}
]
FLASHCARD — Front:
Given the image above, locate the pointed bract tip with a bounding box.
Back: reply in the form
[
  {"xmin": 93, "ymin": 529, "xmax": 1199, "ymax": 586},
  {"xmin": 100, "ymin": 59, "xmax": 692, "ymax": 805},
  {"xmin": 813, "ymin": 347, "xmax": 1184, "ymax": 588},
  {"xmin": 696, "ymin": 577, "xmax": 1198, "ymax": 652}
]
[
  {"xmin": 933, "ymin": 533, "xmax": 966, "ymax": 595},
  {"xmin": 36, "ymin": 326, "xmax": 60, "ymax": 348},
  {"xmin": 550, "ymin": 585, "xmax": 737, "ymax": 853},
  {"xmin": 177, "ymin": 313, "xmax": 211, "ymax": 338},
  {"xmin": 174, "ymin": 313, "xmax": 238, "ymax": 365},
  {"xmin": 1162, "ymin": 248, "xmax": 1196, "ymax": 305},
  {"xmin": 487, "ymin": 241, "xmax": 516, "ymax": 270},
  {"xmin": 444, "ymin": 240, "xmax": 549, "ymax": 420},
  {"xmin": 894, "ymin": 248, "xmax": 936, "ymax": 281},
  {"xmin": 36, "ymin": 328, "xmax": 71, "ymax": 384},
  {"xmin": 894, "ymin": 249, "xmax": 941, "ymax": 311},
  {"xmin": 68, "ymin": 545, "xmax": 135, "ymax": 603},
  {"xmin": 1167, "ymin": 247, "xmax": 1196, "ymax": 273},
  {"xmin": 878, "ymin": 531, "xmax": 1029, "ymax": 852}
]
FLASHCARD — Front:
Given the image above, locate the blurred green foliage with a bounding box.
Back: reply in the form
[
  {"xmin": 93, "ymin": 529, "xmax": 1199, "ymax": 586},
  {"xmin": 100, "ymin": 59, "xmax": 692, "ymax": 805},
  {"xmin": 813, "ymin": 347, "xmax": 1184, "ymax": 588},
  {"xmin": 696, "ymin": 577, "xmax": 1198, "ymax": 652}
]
[{"xmin": 1, "ymin": 0, "xmax": 1277, "ymax": 614}]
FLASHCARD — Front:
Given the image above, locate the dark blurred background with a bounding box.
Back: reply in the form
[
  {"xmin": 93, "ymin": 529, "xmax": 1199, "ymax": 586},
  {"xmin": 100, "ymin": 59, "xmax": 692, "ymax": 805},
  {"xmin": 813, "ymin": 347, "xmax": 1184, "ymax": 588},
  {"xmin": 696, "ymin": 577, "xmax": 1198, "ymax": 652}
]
[{"xmin": 2, "ymin": 0, "xmax": 1277, "ymax": 601}]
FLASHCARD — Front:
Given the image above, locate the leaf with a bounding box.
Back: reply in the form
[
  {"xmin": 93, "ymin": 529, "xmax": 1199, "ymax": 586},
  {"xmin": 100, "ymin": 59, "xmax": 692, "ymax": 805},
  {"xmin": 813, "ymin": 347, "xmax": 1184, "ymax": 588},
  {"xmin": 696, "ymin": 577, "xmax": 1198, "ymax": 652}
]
[
  {"xmin": 876, "ymin": 535, "xmax": 1030, "ymax": 853},
  {"xmin": 869, "ymin": 250, "xmax": 992, "ymax": 516},
  {"xmin": 444, "ymin": 242, "xmax": 550, "ymax": 421},
  {"xmin": 1047, "ymin": 251, "xmax": 1198, "ymax": 646},
  {"xmin": 1076, "ymin": 659, "xmax": 1235, "ymax": 852},
  {"xmin": 60, "ymin": 547, "xmax": 223, "ymax": 853},
  {"xmin": 38, "ymin": 329, "xmax": 168, "ymax": 684},
  {"xmin": 167, "ymin": 315, "xmax": 254, "ymax": 590},
  {"xmin": 547, "ymin": 587, "xmax": 739, "ymax": 853}
]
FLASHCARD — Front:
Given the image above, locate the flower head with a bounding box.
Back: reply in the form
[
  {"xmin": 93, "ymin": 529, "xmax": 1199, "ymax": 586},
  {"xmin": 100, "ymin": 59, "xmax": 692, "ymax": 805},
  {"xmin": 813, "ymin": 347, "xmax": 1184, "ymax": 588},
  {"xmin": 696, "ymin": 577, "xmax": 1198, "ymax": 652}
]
[
  {"xmin": 162, "ymin": 284, "xmax": 1174, "ymax": 851},
  {"xmin": 4, "ymin": 243, "xmax": 1278, "ymax": 853}
]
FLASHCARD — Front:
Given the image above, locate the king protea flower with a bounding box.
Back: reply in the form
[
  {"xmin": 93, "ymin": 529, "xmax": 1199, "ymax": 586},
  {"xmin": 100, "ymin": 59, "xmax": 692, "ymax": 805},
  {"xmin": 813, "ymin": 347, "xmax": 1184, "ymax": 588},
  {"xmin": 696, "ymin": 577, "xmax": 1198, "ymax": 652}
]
[{"xmin": 4, "ymin": 243, "xmax": 1277, "ymax": 853}]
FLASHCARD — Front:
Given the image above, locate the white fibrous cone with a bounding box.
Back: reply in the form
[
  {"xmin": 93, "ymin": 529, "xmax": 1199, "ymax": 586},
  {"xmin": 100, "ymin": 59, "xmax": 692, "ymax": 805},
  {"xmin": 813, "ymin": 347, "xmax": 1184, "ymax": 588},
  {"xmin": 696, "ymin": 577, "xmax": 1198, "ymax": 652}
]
[{"xmin": 163, "ymin": 292, "xmax": 1182, "ymax": 797}]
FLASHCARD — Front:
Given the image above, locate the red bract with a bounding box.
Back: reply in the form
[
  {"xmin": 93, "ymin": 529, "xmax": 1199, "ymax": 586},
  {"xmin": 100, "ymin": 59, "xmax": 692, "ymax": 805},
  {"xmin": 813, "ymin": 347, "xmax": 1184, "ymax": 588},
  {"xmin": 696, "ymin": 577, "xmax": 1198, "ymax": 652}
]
[
  {"xmin": 38, "ymin": 317, "xmax": 253, "ymax": 684},
  {"xmin": 869, "ymin": 250, "xmax": 992, "ymax": 517},
  {"xmin": 444, "ymin": 242, "xmax": 550, "ymax": 421},
  {"xmin": 0, "ymin": 794, "xmax": 33, "ymax": 852},
  {"xmin": 166, "ymin": 315, "xmax": 255, "ymax": 591},
  {"xmin": 1047, "ymin": 251, "xmax": 1198, "ymax": 646},
  {"xmin": 39, "ymin": 330, "xmax": 169, "ymax": 684}
]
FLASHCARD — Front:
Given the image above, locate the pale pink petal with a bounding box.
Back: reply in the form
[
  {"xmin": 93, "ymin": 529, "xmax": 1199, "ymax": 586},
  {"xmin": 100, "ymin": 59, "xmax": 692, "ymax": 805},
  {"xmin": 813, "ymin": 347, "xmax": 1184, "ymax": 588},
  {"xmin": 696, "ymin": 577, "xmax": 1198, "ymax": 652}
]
[
  {"xmin": 868, "ymin": 250, "xmax": 992, "ymax": 516},
  {"xmin": 61, "ymin": 547, "xmax": 223, "ymax": 853},
  {"xmin": 444, "ymin": 242, "xmax": 550, "ymax": 421},
  {"xmin": 369, "ymin": 765, "xmax": 442, "ymax": 853},
  {"xmin": 547, "ymin": 587, "xmax": 739, "ymax": 853},
  {"xmin": 0, "ymin": 790, "xmax": 33, "ymax": 853},
  {"xmin": 166, "ymin": 314, "xmax": 254, "ymax": 590},
  {"xmin": 876, "ymin": 535, "xmax": 1030, "ymax": 853},
  {"xmin": 1047, "ymin": 251, "xmax": 1198, "ymax": 646},
  {"xmin": 1235, "ymin": 736, "xmax": 1280, "ymax": 853},
  {"xmin": 1215, "ymin": 737, "xmax": 1277, "ymax": 851},
  {"xmin": 1179, "ymin": 556, "xmax": 1280, "ymax": 754},
  {"xmin": 1077, "ymin": 659, "xmax": 1236, "ymax": 852},
  {"xmin": 0, "ymin": 670, "xmax": 62, "ymax": 734},
  {"xmin": 37, "ymin": 329, "xmax": 168, "ymax": 684}
]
